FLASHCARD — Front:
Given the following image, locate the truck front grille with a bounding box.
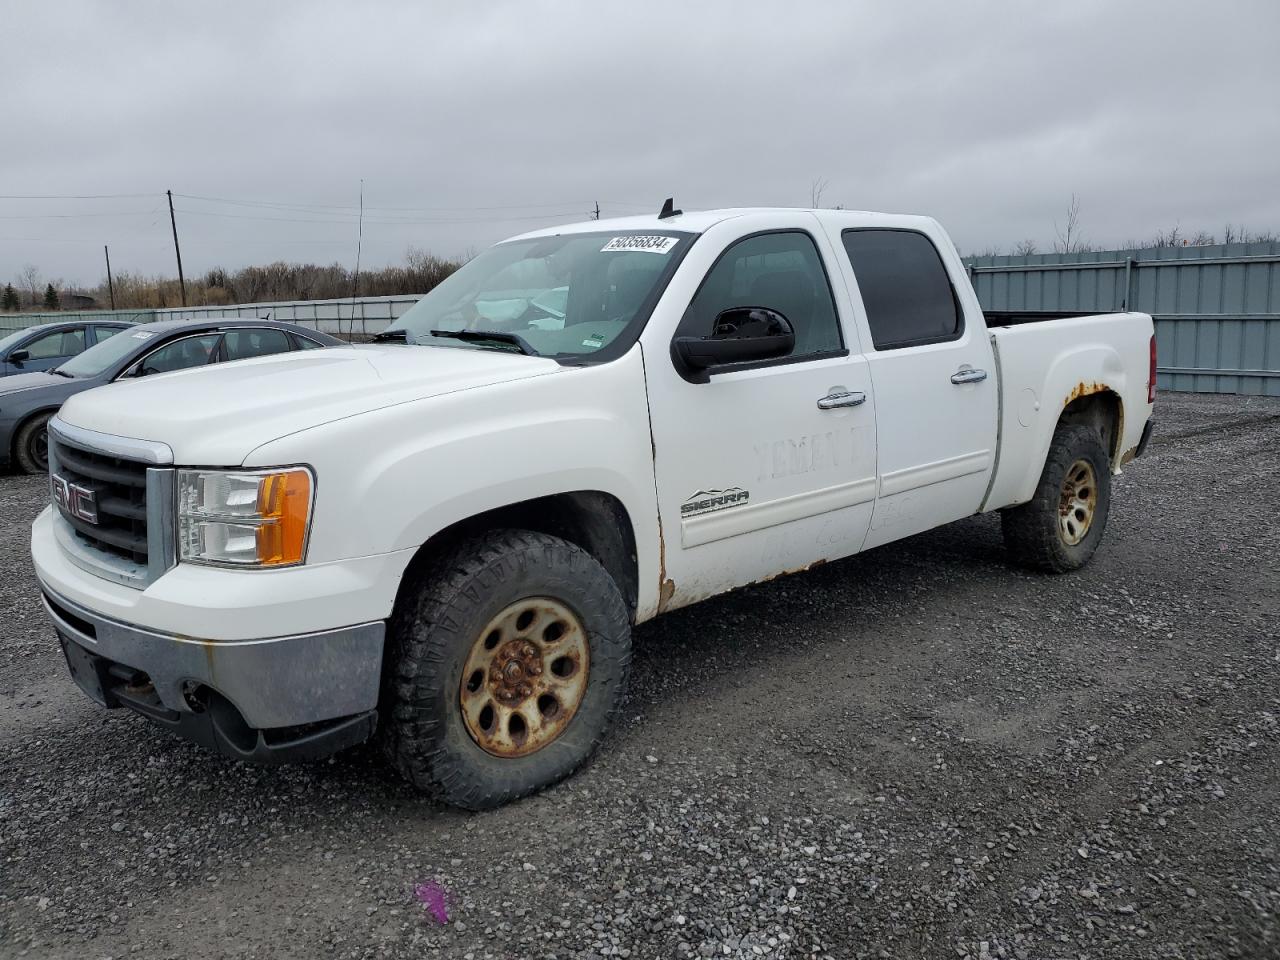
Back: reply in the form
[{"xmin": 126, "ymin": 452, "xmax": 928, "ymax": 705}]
[{"xmin": 52, "ymin": 439, "xmax": 150, "ymax": 565}]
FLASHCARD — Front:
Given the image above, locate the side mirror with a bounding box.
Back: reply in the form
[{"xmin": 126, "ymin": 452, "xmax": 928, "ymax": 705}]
[
  {"xmin": 673, "ymin": 307, "xmax": 795, "ymax": 380},
  {"xmin": 8, "ymin": 349, "xmax": 30, "ymax": 364}
]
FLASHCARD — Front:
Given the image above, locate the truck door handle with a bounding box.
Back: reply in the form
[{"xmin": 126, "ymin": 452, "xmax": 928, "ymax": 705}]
[
  {"xmin": 817, "ymin": 390, "xmax": 866, "ymax": 410},
  {"xmin": 950, "ymin": 368, "xmax": 988, "ymax": 385}
]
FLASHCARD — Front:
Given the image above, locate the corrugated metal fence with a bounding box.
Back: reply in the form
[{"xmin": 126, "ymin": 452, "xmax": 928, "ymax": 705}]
[
  {"xmin": 7, "ymin": 245, "xmax": 1280, "ymax": 396},
  {"xmin": 965, "ymin": 241, "xmax": 1280, "ymax": 396},
  {"xmin": 0, "ymin": 294, "xmax": 416, "ymax": 338}
]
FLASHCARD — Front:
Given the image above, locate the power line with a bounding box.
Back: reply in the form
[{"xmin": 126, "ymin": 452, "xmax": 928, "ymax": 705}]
[
  {"xmin": 172, "ymin": 192, "xmax": 629, "ymax": 214},
  {"xmin": 0, "ymin": 192, "xmax": 160, "ymax": 200},
  {"xmin": 171, "ymin": 206, "xmax": 589, "ymax": 226},
  {"xmin": 0, "ymin": 210, "xmax": 156, "ymax": 219}
]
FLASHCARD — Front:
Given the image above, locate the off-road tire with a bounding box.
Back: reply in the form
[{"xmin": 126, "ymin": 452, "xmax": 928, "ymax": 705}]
[
  {"xmin": 1002, "ymin": 423, "xmax": 1111, "ymax": 573},
  {"xmin": 14, "ymin": 412, "xmax": 52, "ymax": 474},
  {"xmin": 383, "ymin": 529, "xmax": 631, "ymax": 810}
]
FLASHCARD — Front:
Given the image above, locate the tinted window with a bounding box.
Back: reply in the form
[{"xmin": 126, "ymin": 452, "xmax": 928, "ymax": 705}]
[
  {"xmin": 684, "ymin": 231, "xmax": 842, "ymax": 358},
  {"xmin": 841, "ymin": 230, "xmax": 960, "ymax": 349},
  {"xmin": 295, "ymin": 335, "xmax": 327, "ymax": 349},
  {"xmin": 137, "ymin": 334, "xmax": 222, "ymax": 376},
  {"xmin": 222, "ymin": 328, "xmax": 292, "ymax": 361}
]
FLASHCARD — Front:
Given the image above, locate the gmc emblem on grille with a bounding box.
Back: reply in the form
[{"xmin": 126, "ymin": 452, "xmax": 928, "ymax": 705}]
[{"xmin": 51, "ymin": 475, "xmax": 99, "ymax": 525}]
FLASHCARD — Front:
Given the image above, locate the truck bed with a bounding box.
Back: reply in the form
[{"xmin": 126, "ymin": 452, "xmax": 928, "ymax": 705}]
[
  {"xmin": 984, "ymin": 309, "xmax": 1120, "ymax": 328},
  {"xmin": 982, "ymin": 310, "xmax": 1154, "ymax": 512}
]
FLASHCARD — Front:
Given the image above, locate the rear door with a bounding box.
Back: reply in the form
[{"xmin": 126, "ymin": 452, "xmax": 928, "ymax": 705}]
[
  {"xmin": 642, "ymin": 215, "xmax": 879, "ymax": 607},
  {"xmin": 822, "ymin": 221, "xmax": 998, "ymax": 549},
  {"xmin": 89, "ymin": 324, "xmax": 130, "ymax": 346},
  {"xmin": 218, "ymin": 326, "xmax": 296, "ymax": 363}
]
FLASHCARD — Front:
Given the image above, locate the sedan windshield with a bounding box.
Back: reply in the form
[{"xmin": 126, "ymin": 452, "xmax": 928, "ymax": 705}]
[
  {"xmin": 386, "ymin": 230, "xmax": 692, "ymax": 359},
  {"xmin": 0, "ymin": 328, "xmax": 34, "ymax": 354},
  {"xmin": 56, "ymin": 325, "xmax": 156, "ymax": 378}
]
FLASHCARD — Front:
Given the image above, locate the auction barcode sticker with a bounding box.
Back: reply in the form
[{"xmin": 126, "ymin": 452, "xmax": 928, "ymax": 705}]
[{"xmin": 601, "ymin": 235, "xmax": 678, "ymax": 254}]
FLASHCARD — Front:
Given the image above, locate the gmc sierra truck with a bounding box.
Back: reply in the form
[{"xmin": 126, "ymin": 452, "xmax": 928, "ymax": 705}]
[{"xmin": 32, "ymin": 207, "xmax": 1156, "ymax": 809}]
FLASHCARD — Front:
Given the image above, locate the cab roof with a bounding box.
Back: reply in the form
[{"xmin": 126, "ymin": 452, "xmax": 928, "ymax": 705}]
[{"xmin": 507, "ymin": 207, "xmax": 934, "ymax": 241}]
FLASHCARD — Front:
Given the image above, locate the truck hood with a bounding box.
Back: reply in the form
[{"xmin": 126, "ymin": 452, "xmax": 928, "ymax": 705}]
[{"xmin": 57, "ymin": 344, "xmax": 562, "ymax": 465}]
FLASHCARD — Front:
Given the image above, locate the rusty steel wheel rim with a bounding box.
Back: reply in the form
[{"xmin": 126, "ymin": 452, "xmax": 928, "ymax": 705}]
[
  {"xmin": 1058, "ymin": 458, "xmax": 1098, "ymax": 546},
  {"xmin": 459, "ymin": 597, "xmax": 590, "ymax": 758}
]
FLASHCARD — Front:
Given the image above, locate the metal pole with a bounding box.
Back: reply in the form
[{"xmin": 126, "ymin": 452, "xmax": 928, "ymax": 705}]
[
  {"xmin": 167, "ymin": 189, "xmax": 187, "ymax": 307},
  {"xmin": 104, "ymin": 245, "xmax": 116, "ymax": 309},
  {"xmin": 1123, "ymin": 257, "xmax": 1134, "ymax": 311}
]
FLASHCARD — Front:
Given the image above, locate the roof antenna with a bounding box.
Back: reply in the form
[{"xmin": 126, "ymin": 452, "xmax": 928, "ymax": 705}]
[{"xmin": 658, "ymin": 197, "xmax": 682, "ymax": 219}]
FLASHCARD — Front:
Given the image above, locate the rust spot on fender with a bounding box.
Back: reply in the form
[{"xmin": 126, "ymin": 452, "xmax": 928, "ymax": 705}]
[{"xmin": 1064, "ymin": 381, "xmax": 1109, "ymax": 406}]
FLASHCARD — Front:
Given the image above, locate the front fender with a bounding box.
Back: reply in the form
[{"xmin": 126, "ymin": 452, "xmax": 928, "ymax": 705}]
[{"xmin": 246, "ymin": 348, "xmax": 661, "ymax": 617}]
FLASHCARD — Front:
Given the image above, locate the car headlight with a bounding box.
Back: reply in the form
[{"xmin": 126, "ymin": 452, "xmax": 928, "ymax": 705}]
[{"xmin": 177, "ymin": 468, "xmax": 313, "ymax": 567}]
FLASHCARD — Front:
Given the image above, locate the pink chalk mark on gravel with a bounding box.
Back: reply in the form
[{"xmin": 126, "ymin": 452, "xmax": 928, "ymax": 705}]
[{"xmin": 414, "ymin": 880, "xmax": 451, "ymax": 925}]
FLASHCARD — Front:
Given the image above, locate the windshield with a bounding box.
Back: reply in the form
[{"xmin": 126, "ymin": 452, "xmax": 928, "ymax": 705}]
[
  {"xmin": 57, "ymin": 325, "xmax": 155, "ymax": 378},
  {"xmin": 386, "ymin": 230, "xmax": 693, "ymax": 360}
]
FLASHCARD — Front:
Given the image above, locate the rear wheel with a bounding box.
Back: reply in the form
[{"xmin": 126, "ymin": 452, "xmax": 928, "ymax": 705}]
[
  {"xmin": 383, "ymin": 529, "xmax": 631, "ymax": 810},
  {"xmin": 1002, "ymin": 423, "xmax": 1111, "ymax": 573},
  {"xmin": 14, "ymin": 412, "xmax": 52, "ymax": 474}
]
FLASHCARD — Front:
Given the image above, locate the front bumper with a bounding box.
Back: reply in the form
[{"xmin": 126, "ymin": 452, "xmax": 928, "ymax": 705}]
[{"xmin": 43, "ymin": 586, "xmax": 383, "ymax": 762}]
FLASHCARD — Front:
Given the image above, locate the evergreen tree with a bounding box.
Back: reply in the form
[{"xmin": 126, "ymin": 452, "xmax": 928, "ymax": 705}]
[
  {"xmin": 0, "ymin": 284, "xmax": 17, "ymax": 311},
  {"xmin": 43, "ymin": 283, "xmax": 59, "ymax": 310}
]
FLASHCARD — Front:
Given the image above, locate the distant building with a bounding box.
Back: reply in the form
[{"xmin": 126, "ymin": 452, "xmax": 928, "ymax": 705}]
[{"xmin": 58, "ymin": 292, "xmax": 97, "ymax": 310}]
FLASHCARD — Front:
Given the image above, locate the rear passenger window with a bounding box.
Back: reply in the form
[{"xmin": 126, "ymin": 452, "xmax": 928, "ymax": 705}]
[
  {"xmin": 222, "ymin": 328, "xmax": 292, "ymax": 361},
  {"xmin": 841, "ymin": 230, "xmax": 961, "ymax": 350}
]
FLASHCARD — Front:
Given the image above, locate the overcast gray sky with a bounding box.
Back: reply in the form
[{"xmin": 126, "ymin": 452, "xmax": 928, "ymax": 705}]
[{"xmin": 4, "ymin": 0, "xmax": 1279, "ymax": 288}]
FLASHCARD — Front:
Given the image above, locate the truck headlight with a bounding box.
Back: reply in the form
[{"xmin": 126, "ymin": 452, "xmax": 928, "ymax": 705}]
[{"xmin": 177, "ymin": 468, "xmax": 313, "ymax": 567}]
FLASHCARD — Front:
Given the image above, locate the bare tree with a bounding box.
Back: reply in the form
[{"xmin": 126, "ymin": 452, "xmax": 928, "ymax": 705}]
[
  {"xmin": 17, "ymin": 264, "xmax": 41, "ymax": 307},
  {"xmin": 1053, "ymin": 194, "xmax": 1086, "ymax": 255},
  {"xmin": 1013, "ymin": 239, "xmax": 1039, "ymax": 256},
  {"xmin": 809, "ymin": 177, "xmax": 829, "ymax": 208}
]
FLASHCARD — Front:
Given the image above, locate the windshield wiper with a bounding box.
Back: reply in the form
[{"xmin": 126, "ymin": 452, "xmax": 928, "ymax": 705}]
[
  {"xmin": 47, "ymin": 368, "xmax": 74, "ymax": 378},
  {"xmin": 429, "ymin": 329, "xmax": 535, "ymax": 356},
  {"xmin": 373, "ymin": 329, "xmax": 409, "ymax": 343}
]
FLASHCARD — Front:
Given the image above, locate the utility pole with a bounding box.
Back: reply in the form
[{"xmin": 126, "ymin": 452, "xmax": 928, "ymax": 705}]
[
  {"xmin": 166, "ymin": 189, "xmax": 187, "ymax": 306},
  {"xmin": 103, "ymin": 245, "xmax": 116, "ymax": 309},
  {"xmin": 593, "ymin": 201, "xmax": 600, "ymax": 220}
]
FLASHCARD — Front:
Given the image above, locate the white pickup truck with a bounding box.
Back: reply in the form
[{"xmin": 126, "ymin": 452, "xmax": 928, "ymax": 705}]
[{"xmin": 32, "ymin": 206, "xmax": 1155, "ymax": 809}]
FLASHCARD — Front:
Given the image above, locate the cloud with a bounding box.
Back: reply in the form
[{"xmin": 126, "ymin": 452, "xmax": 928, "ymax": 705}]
[{"xmin": 3, "ymin": 0, "xmax": 1278, "ymax": 284}]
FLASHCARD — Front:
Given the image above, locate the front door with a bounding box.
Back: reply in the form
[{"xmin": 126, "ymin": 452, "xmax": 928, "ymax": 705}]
[
  {"xmin": 826, "ymin": 223, "xmax": 998, "ymax": 549},
  {"xmin": 643, "ymin": 220, "xmax": 879, "ymax": 609},
  {"xmin": 5, "ymin": 326, "xmax": 88, "ymax": 374}
]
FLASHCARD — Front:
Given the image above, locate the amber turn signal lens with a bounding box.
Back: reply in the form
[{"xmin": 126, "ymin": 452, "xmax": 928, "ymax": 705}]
[{"xmin": 255, "ymin": 469, "xmax": 312, "ymax": 566}]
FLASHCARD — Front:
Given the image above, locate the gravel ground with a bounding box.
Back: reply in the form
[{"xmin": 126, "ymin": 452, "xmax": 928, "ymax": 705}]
[{"xmin": 1, "ymin": 391, "xmax": 1278, "ymax": 960}]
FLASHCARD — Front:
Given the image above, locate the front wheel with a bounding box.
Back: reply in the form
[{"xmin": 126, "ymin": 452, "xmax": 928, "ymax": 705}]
[
  {"xmin": 383, "ymin": 529, "xmax": 632, "ymax": 810},
  {"xmin": 14, "ymin": 412, "xmax": 52, "ymax": 474},
  {"xmin": 1001, "ymin": 423, "xmax": 1112, "ymax": 573}
]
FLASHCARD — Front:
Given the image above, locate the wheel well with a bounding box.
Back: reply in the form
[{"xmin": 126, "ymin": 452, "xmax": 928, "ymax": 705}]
[
  {"xmin": 395, "ymin": 491, "xmax": 640, "ymax": 622},
  {"xmin": 1059, "ymin": 389, "xmax": 1123, "ymax": 464},
  {"xmin": 10, "ymin": 407, "xmax": 57, "ymax": 461}
]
